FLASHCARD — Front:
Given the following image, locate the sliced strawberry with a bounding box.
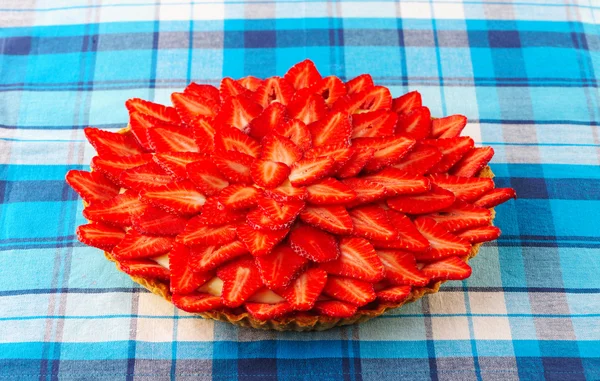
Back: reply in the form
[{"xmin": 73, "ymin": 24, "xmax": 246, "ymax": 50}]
[
  {"xmin": 351, "ymin": 110, "xmax": 397, "ymax": 139},
  {"xmin": 214, "ymin": 94, "xmax": 263, "ymax": 132},
  {"xmin": 345, "ymin": 74, "xmax": 374, "ymax": 95},
  {"xmin": 343, "ymin": 86, "xmax": 392, "ymax": 114},
  {"xmin": 184, "ymin": 82, "xmax": 221, "ymax": 104},
  {"xmin": 272, "ymin": 118, "xmax": 312, "ymax": 152},
  {"xmin": 248, "ymin": 102, "xmax": 287, "ymax": 140},
  {"xmin": 119, "ymin": 162, "xmax": 174, "ymax": 191},
  {"xmin": 430, "ymin": 115, "xmax": 467, "ymax": 138},
  {"xmin": 457, "ymin": 225, "xmax": 501, "ymax": 243},
  {"xmin": 84, "ymin": 127, "xmax": 144, "ymax": 157},
  {"xmin": 427, "ymin": 200, "xmax": 492, "ymax": 233},
  {"xmin": 363, "ymin": 168, "xmax": 430, "ymax": 196},
  {"xmin": 450, "ymin": 147, "xmax": 494, "ymax": 177},
  {"xmin": 284, "ymin": 59, "xmax": 322, "ymax": 90},
  {"xmin": 395, "ymin": 106, "xmax": 431, "ymax": 140},
  {"xmin": 66, "ymin": 170, "xmax": 119, "ymax": 204},
  {"xmin": 376, "ymin": 250, "xmax": 429, "ymax": 286},
  {"xmin": 132, "ymin": 207, "xmax": 188, "ymax": 236},
  {"xmin": 112, "ymin": 230, "xmax": 173, "ymax": 259},
  {"xmin": 387, "ymin": 185, "xmax": 456, "ymax": 214},
  {"xmin": 172, "ymin": 292, "xmax": 222, "ymax": 312},
  {"xmin": 251, "ymin": 160, "xmax": 290, "ymax": 188},
  {"xmin": 252, "ymin": 76, "xmax": 294, "ymax": 107},
  {"xmin": 299, "ymin": 205, "xmax": 353, "ymax": 235},
  {"xmin": 261, "ymin": 134, "xmax": 302, "ymax": 166},
  {"xmin": 423, "ymin": 136, "xmax": 474, "ymax": 173},
  {"xmin": 196, "ymin": 197, "xmax": 245, "ymax": 226},
  {"xmin": 308, "ymin": 75, "xmax": 346, "ymax": 107},
  {"xmin": 429, "ymin": 174, "xmax": 494, "ymax": 202},
  {"xmin": 263, "ymin": 179, "xmax": 308, "ymax": 202},
  {"xmin": 152, "ymin": 152, "xmax": 205, "ymax": 181},
  {"xmin": 372, "ymin": 211, "xmax": 430, "ymax": 252},
  {"xmin": 391, "ymin": 91, "xmax": 422, "ymax": 115},
  {"xmin": 147, "ymin": 124, "xmax": 200, "ymax": 153},
  {"xmin": 186, "ymin": 159, "xmax": 229, "ymax": 196},
  {"xmin": 129, "ymin": 111, "xmax": 162, "ymax": 151},
  {"xmin": 218, "ymin": 184, "xmax": 260, "ymax": 210},
  {"xmin": 420, "ymin": 256, "xmax": 472, "ymax": 281},
  {"xmin": 308, "ymin": 111, "xmax": 352, "ymax": 147},
  {"xmin": 169, "ymin": 243, "xmax": 213, "ymax": 294},
  {"xmin": 278, "ymin": 268, "xmax": 327, "ymax": 310},
  {"xmin": 176, "ymin": 218, "xmax": 237, "ymax": 246},
  {"xmin": 91, "ymin": 154, "xmax": 153, "ymax": 184},
  {"xmin": 348, "ymin": 205, "xmax": 397, "ymax": 241},
  {"xmin": 117, "ymin": 259, "xmax": 170, "ymax": 281},
  {"xmin": 236, "ymin": 223, "xmax": 289, "ymax": 257},
  {"xmin": 246, "ymin": 208, "xmax": 295, "ymax": 231},
  {"xmin": 392, "ymin": 144, "xmax": 442, "ymax": 175},
  {"xmin": 287, "ymin": 93, "xmax": 327, "ymax": 125},
  {"xmin": 341, "ymin": 178, "xmax": 386, "ymax": 206},
  {"xmin": 289, "ymin": 224, "xmax": 340, "ymax": 262},
  {"xmin": 217, "ymin": 257, "xmax": 264, "ymax": 307},
  {"xmin": 171, "ymin": 92, "xmax": 219, "ymax": 125},
  {"xmin": 237, "ymin": 76, "xmax": 263, "ymax": 92},
  {"xmin": 255, "ymin": 244, "xmax": 309, "ymax": 290},
  {"xmin": 212, "ymin": 151, "xmax": 254, "ymax": 184},
  {"xmin": 377, "ymin": 285, "xmax": 412, "ymax": 303},
  {"xmin": 189, "ymin": 241, "xmax": 248, "ymax": 272},
  {"xmin": 258, "ymin": 198, "xmax": 305, "ymax": 224},
  {"xmin": 354, "ymin": 135, "xmax": 415, "ymax": 172},
  {"xmin": 313, "ymin": 300, "xmax": 357, "ymax": 318},
  {"xmin": 303, "ymin": 144, "xmax": 354, "ymax": 172},
  {"xmin": 214, "ymin": 127, "xmax": 259, "ymax": 158},
  {"xmin": 245, "ymin": 302, "xmax": 293, "ymax": 320},
  {"xmin": 474, "ymin": 188, "xmax": 517, "ymax": 209},
  {"xmin": 189, "ymin": 116, "xmax": 217, "ymax": 154},
  {"xmin": 306, "ymin": 178, "xmax": 356, "ymax": 205},
  {"xmin": 220, "ymin": 77, "xmax": 250, "ymax": 100},
  {"xmin": 337, "ymin": 146, "xmax": 375, "ymax": 178},
  {"xmin": 83, "ymin": 191, "xmax": 148, "ymax": 227},
  {"xmin": 289, "ymin": 156, "xmax": 335, "ymax": 187},
  {"xmin": 322, "ymin": 276, "xmax": 376, "ymax": 306},
  {"xmin": 126, "ymin": 98, "xmax": 181, "ymax": 125},
  {"xmin": 139, "ymin": 180, "xmax": 206, "ymax": 216},
  {"xmin": 320, "ymin": 237, "xmax": 384, "ymax": 282},
  {"xmin": 76, "ymin": 223, "xmax": 125, "ymax": 250},
  {"xmin": 413, "ymin": 217, "xmax": 471, "ymax": 261}
]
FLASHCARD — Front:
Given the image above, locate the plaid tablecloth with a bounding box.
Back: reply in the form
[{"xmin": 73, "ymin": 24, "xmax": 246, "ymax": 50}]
[{"xmin": 1, "ymin": 1, "xmax": 599, "ymax": 380}]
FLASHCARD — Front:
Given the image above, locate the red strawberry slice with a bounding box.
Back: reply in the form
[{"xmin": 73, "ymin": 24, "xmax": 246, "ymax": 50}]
[
  {"xmin": 83, "ymin": 190, "xmax": 148, "ymax": 227},
  {"xmin": 413, "ymin": 217, "xmax": 471, "ymax": 261},
  {"xmin": 372, "ymin": 211, "xmax": 429, "ymax": 252},
  {"xmin": 129, "ymin": 111, "xmax": 162, "ymax": 151},
  {"xmin": 261, "ymin": 134, "xmax": 302, "ymax": 166},
  {"xmin": 343, "ymin": 86, "xmax": 392, "ymax": 114},
  {"xmin": 341, "ymin": 178, "xmax": 386, "ymax": 206},
  {"xmin": 263, "ymin": 179, "xmax": 308, "ymax": 202},
  {"xmin": 349, "ymin": 205, "xmax": 397, "ymax": 241},
  {"xmin": 214, "ymin": 95, "xmax": 263, "ymax": 132},
  {"xmin": 236, "ymin": 223, "xmax": 289, "ymax": 257},
  {"xmin": 457, "ymin": 225, "xmax": 501, "ymax": 243},
  {"xmin": 214, "ymin": 126, "xmax": 260, "ymax": 158},
  {"xmin": 245, "ymin": 302, "xmax": 293, "ymax": 320},
  {"xmin": 139, "ymin": 180, "xmax": 206, "ymax": 216},
  {"xmin": 176, "ymin": 219, "xmax": 237, "ymax": 246},
  {"xmin": 427, "ymin": 200, "xmax": 492, "ymax": 233},
  {"xmin": 322, "ymin": 276, "xmax": 376, "ymax": 306},
  {"xmin": 119, "ymin": 162, "xmax": 174, "ymax": 191},
  {"xmin": 354, "ymin": 135, "xmax": 415, "ymax": 172},
  {"xmin": 306, "ymin": 178, "xmax": 356, "ymax": 205},
  {"xmin": 252, "ymin": 76, "xmax": 294, "ymax": 107},
  {"xmin": 251, "ymin": 160, "xmax": 290, "ymax": 188},
  {"xmin": 132, "ymin": 207, "xmax": 188, "ymax": 236},
  {"xmin": 287, "ymin": 93, "xmax": 327, "ymax": 125},
  {"xmin": 377, "ymin": 285, "xmax": 412, "ymax": 303},
  {"xmin": 351, "ymin": 110, "xmax": 397, "ymax": 139},
  {"xmin": 391, "ymin": 91, "xmax": 422, "ymax": 115},
  {"xmin": 66, "ymin": 170, "xmax": 119, "ymax": 204},
  {"xmin": 169, "ymin": 243, "xmax": 213, "ymax": 294},
  {"xmin": 147, "ymin": 124, "xmax": 200, "ymax": 153},
  {"xmin": 289, "ymin": 224, "xmax": 340, "ymax": 262},
  {"xmin": 218, "ymin": 184, "xmax": 260, "ymax": 210},
  {"xmin": 423, "ymin": 136, "xmax": 474, "ymax": 174},
  {"xmin": 76, "ymin": 223, "xmax": 125, "ymax": 250},
  {"xmin": 395, "ymin": 106, "xmax": 431, "ymax": 140},
  {"xmin": 255, "ymin": 244, "xmax": 309, "ymax": 290},
  {"xmin": 91, "ymin": 154, "xmax": 154, "ymax": 184},
  {"xmin": 376, "ymin": 250, "xmax": 429, "ymax": 286},
  {"xmin": 273, "ymin": 118, "xmax": 312, "ymax": 152},
  {"xmin": 196, "ymin": 197, "xmax": 245, "ymax": 226},
  {"xmin": 172, "ymin": 292, "xmax": 222, "ymax": 312},
  {"xmin": 152, "ymin": 152, "xmax": 205, "ymax": 181},
  {"xmin": 217, "ymin": 257, "xmax": 264, "ymax": 307},
  {"xmin": 345, "ymin": 74, "xmax": 374, "ymax": 95},
  {"xmin": 392, "ymin": 144, "xmax": 442, "ymax": 175},
  {"xmin": 429, "ymin": 174, "xmax": 494, "ymax": 202},
  {"xmin": 284, "ymin": 59, "xmax": 322, "ymax": 90},
  {"xmin": 258, "ymin": 198, "xmax": 305, "ymax": 224},
  {"xmin": 212, "ymin": 151, "xmax": 254, "ymax": 184},
  {"xmin": 430, "ymin": 115, "xmax": 467, "ymax": 138},
  {"xmin": 246, "ymin": 208, "xmax": 295, "ymax": 231},
  {"xmin": 337, "ymin": 146, "xmax": 375, "ymax": 178},
  {"xmin": 313, "ymin": 300, "xmax": 358, "ymax": 318},
  {"xmin": 220, "ymin": 77, "xmax": 250, "ymax": 100},
  {"xmin": 450, "ymin": 147, "xmax": 494, "ymax": 177},
  {"xmin": 289, "ymin": 156, "xmax": 335, "ymax": 187},
  {"xmin": 184, "ymin": 82, "xmax": 221, "ymax": 104},
  {"xmin": 474, "ymin": 188, "xmax": 517, "ymax": 209},
  {"xmin": 189, "ymin": 116, "xmax": 217, "ymax": 154},
  {"xmin": 420, "ymin": 256, "xmax": 472, "ymax": 281},
  {"xmin": 308, "ymin": 75, "xmax": 346, "ymax": 107},
  {"xmin": 237, "ymin": 76, "xmax": 263, "ymax": 92},
  {"xmin": 84, "ymin": 128, "xmax": 144, "ymax": 157},
  {"xmin": 171, "ymin": 92, "xmax": 219, "ymax": 125},
  {"xmin": 278, "ymin": 268, "xmax": 328, "ymax": 310},
  {"xmin": 248, "ymin": 102, "xmax": 287, "ymax": 140},
  {"xmin": 320, "ymin": 237, "xmax": 384, "ymax": 282},
  {"xmin": 363, "ymin": 168, "xmax": 430, "ymax": 196},
  {"xmin": 112, "ymin": 230, "xmax": 173, "ymax": 259},
  {"xmin": 303, "ymin": 144, "xmax": 354, "ymax": 172},
  {"xmin": 126, "ymin": 98, "xmax": 181, "ymax": 125},
  {"xmin": 299, "ymin": 205, "xmax": 353, "ymax": 235},
  {"xmin": 186, "ymin": 159, "xmax": 229, "ymax": 196},
  {"xmin": 189, "ymin": 241, "xmax": 249, "ymax": 272},
  {"xmin": 117, "ymin": 259, "xmax": 170, "ymax": 281},
  {"xmin": 308, "ymin": 111, "xmax": 352, "ymax": 147},
  {"xmin": 387, "ymin": 185, "xmax": 456, "ymax": 214}
]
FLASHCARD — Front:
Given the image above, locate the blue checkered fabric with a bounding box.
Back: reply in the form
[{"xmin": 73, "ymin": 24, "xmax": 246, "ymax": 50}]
[{"xmin": 1, "ymin": 1, "xmax": 599, "ymax": 380}]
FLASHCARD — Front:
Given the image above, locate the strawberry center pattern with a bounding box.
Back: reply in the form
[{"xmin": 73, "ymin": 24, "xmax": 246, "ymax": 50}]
[{"xmin": 67, "ymin": 59, "xmax": 516, "ymax": 322}]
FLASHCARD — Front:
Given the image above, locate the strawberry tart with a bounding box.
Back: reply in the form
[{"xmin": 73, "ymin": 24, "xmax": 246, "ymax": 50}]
[{"xmin": 66, "ymin": 60, "xmax": 516, "ymax": 331}]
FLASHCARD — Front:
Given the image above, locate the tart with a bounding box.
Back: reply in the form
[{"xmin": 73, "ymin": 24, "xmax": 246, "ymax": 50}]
[{"xmin": 66, "ymin": 60, "xmax": 516, "ymax": 331}]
